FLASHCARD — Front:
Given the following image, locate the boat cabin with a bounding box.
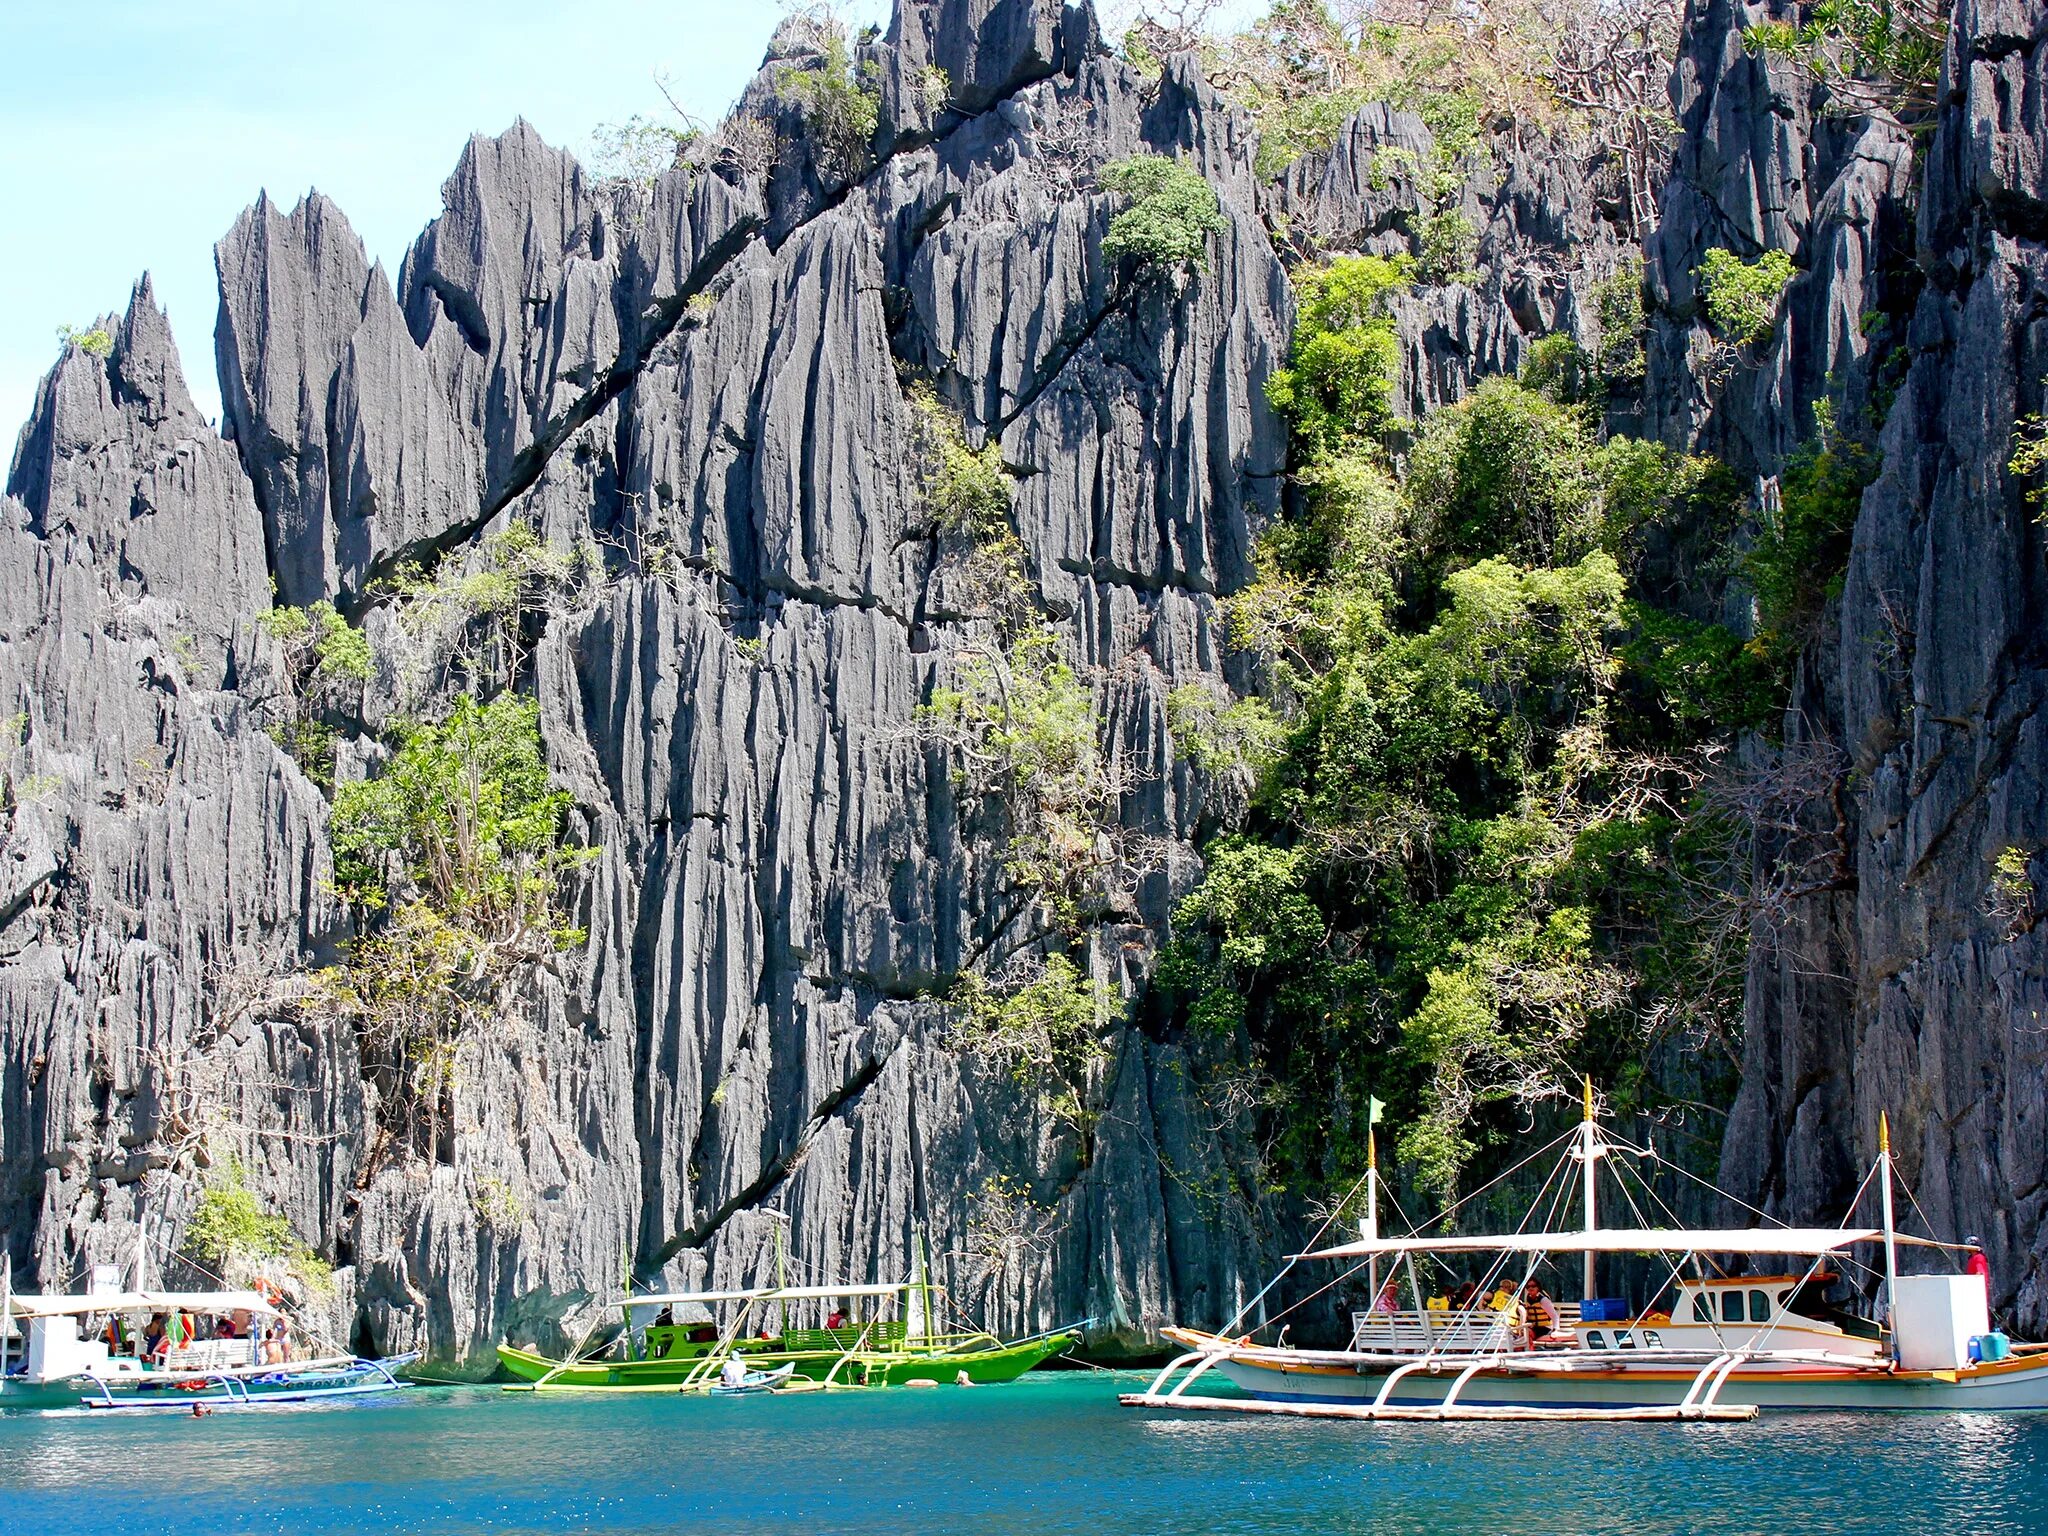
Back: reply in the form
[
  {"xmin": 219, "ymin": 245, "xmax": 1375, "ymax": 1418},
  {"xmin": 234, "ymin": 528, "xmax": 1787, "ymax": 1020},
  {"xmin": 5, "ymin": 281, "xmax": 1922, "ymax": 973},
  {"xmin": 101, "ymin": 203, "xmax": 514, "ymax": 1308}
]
[{"xmin": 1630, "ymin": 1274, "xmax": 1884, "ymax": 1360}]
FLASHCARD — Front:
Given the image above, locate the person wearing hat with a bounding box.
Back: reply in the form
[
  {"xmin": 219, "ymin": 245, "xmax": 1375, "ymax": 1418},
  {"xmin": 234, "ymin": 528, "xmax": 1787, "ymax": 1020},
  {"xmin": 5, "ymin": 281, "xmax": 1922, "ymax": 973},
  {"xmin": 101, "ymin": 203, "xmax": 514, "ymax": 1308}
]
[{"xmin": 1965, "ymin": 1236, "xmax": 1991, "ymax": 1295}]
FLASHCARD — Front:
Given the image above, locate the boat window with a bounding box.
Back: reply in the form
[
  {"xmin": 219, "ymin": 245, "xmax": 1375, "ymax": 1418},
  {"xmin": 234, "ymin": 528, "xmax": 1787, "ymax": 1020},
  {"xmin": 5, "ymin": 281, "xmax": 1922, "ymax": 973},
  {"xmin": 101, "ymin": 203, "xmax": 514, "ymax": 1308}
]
[
  {"xmin": 1691, "ymin": 1293, "xmax": 1713, "ymax": 1323},
  {"xmin": 1749, "ymin": 1290, "xmax": 1771, "ymax": 1323},
  {"xmin": 1721, "ymin": 1290, "xmax": 1745, "ymax": 1324},
  {"xmin": 1585, "ymin": 1330, "xmax": 1604, "ymax": 1349},
  {"xmin": 1643, "ymin": 1331, "xmax": 1663, "ymax": 1348}
]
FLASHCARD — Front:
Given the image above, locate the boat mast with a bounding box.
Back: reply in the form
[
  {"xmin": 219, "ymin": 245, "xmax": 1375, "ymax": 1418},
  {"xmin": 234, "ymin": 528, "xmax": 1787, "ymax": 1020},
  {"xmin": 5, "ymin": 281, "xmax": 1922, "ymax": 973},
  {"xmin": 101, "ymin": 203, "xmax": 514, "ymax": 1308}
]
[
  {"xmin": 1580, "ymin": 1077, "xmax": 1598, "ymax": 1301},
  {"xmin": 1364, "ymin": 1127, "xmax": 1379, "ymax": 1307},
  {"xmin": 1879, "ymin": 1110, "xmax": 1900, "ymax": 1358}
]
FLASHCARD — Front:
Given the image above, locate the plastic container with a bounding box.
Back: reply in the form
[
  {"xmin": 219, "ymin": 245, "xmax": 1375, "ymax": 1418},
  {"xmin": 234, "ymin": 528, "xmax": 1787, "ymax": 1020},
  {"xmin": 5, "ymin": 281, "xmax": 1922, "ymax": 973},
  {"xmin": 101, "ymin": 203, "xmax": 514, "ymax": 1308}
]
[
  {"xmin": 1579, "ymin": 1298, "xmax": 1630, "ymax": 1323},
  {"xmin": 1969, "ymin": 1335, "xmax": 1985, "ymax": 1363},
  {"xmin": 1983, "ymin": 1331, "xmax": 2010, "ymax": 1362}
]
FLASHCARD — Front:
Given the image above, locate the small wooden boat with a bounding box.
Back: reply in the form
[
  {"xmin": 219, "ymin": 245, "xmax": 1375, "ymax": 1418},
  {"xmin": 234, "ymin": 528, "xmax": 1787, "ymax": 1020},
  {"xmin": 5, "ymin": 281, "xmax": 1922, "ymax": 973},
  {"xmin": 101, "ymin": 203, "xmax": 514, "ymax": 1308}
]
[
  {"xmin": 1128, "ymin": 1089, "xmax": 2048, "ymax": 1420},
  {"xmin": 709, "ymin": 1361, "xmax": 796, "ymax": 1396}
]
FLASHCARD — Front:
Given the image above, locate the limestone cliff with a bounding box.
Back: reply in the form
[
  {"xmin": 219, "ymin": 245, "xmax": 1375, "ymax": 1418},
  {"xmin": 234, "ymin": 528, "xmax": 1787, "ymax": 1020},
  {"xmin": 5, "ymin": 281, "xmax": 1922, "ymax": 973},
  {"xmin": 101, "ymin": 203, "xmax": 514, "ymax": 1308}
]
[{"xmin": 4, "ymin": 0, "xmax": 2044, "ymax": 1365}]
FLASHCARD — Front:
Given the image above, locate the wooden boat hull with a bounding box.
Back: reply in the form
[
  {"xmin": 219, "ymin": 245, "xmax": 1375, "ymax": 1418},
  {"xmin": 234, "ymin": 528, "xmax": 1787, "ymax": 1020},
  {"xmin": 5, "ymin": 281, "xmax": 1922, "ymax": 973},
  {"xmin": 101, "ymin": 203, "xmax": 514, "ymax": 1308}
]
[
  {"xmin": 1, "ymin": 1352, "xmax": 395, "ymax": 1412},
  {"xmin": 497, "ymin": 1331, "xmax": 1075, "ymax": 1391},
  {"xmin": 1169, "ymin": 1332, "xmax": 2048, "ymax": 1413}
]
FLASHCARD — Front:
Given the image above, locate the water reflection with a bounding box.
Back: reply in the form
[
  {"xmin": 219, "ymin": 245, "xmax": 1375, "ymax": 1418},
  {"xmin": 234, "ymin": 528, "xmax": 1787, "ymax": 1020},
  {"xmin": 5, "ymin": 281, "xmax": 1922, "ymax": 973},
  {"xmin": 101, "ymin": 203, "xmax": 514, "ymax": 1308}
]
[{"xmin": 3, "ymin": 1376, "xmax": 2046, "ymax": 1536}]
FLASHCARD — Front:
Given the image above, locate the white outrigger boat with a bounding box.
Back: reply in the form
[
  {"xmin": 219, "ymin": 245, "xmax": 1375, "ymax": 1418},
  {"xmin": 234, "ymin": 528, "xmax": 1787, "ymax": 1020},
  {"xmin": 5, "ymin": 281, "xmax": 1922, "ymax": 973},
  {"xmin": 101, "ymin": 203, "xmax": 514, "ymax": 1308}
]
[
  {"xmin": 1128, "ymin": 1089, "xmax": 2048, "ymax": 1421},
  {"xmin": 2, "ymin": 1256, "xmax": 412, "ymax": 1412}
]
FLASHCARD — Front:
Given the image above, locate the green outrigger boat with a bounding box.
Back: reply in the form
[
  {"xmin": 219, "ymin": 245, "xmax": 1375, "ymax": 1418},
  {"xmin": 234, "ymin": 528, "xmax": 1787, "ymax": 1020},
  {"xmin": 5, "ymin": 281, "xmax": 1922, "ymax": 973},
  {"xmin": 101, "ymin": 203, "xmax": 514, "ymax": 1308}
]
[{"xmin": 497, "ymin": 1280, "xmax": 1083, "ymax": 1392}]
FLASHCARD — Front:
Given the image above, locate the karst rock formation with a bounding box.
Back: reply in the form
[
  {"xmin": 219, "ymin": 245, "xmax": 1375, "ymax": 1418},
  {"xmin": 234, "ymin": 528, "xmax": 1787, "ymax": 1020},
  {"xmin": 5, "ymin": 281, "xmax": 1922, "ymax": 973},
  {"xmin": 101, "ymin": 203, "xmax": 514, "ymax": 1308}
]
[{"xmin": 2, "ymin": 0, "xmax": 2044, "ymax": 1366}]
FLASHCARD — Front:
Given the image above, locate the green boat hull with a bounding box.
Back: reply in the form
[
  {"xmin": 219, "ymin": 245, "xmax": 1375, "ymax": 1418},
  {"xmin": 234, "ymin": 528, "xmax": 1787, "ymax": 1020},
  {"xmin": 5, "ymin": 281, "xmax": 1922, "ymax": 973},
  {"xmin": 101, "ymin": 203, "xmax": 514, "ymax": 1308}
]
[{"xmin": 497, "ymin": 1331, "xmax": 1074, "ymax": 1391}]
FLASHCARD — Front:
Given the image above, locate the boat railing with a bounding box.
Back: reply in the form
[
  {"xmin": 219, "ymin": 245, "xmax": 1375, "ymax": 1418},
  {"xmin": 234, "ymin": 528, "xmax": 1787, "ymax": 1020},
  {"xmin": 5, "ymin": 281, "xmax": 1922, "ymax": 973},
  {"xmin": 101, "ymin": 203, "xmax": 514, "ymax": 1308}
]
[{"xmin": 1349, "ymin": 1307, "xmax": 1553, "ymax": 1355}]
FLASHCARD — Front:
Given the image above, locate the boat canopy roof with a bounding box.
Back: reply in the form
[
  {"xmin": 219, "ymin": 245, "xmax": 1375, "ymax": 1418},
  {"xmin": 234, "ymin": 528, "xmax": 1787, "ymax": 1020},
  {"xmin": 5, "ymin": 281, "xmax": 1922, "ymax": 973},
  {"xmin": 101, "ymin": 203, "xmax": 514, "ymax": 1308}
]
[
  {"xmin": 622, "ymin": 1282, "xmax": 911, "ymax": 1310},
  {"xmin": 5, "ymin": 1289, "xmax": 280, "ymax": 1319},
  {"xmin": 1307, "ymin": 1227, "xmax": 1953, "ymax": 1261}
]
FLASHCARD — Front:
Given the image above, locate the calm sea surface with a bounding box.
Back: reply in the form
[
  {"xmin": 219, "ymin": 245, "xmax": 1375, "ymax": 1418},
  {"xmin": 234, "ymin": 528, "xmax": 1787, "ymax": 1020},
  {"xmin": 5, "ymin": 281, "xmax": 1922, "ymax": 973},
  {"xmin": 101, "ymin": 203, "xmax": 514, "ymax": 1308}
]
[{"xmin": 1, "ymin": 1370, "xmax": 2042, "ymax": 1534}]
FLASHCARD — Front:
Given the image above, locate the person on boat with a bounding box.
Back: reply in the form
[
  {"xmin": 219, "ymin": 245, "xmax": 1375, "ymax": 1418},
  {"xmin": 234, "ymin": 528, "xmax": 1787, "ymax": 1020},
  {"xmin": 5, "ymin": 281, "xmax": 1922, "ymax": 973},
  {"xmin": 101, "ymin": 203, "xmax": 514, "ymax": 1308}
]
[
  {"xmin": 1447, "ymin": 1281, "xmax": 1479, "ymax": 1313},
  {"xmin": 143, "ymin": 1314, "xmax": 168, "ymax": 1363},
  {"xmin": 1521, "ymin": 1281, "xmax": 1560, "ymax": 1347},
  {"xmin": 720, "ymin": 1356, "xmax": 748, "ymax": 1389},
  {"xmin": 825, "ymin": 1307, "xmax": 847, "ymax": 1330},
  {"xmin": 1371, "ymin": 1277, "xmax": 1399, "ymax": 1314},
  {"xmin": 1965, "ymin": 1237, "xmax": 1991, "ymax": 1295},
  {"xmin": 215, "ymin": 1315, "xmax": 237, "ymax": 1341}
]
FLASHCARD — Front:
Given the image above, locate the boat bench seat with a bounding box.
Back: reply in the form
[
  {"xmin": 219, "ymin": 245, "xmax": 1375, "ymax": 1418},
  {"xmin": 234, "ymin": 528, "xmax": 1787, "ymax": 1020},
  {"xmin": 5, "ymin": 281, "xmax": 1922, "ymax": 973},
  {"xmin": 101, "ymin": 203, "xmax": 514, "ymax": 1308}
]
[
  {"xmin": 1349, "ymin": 1304, "xmax": 1584, "ymax": 1354},
  {"xmin": 165, "ymin": 1339, "xmax": 258, "ymax": 1372},
  {"xmin": 1349, "ymin": 1309, "xmax": 1514, "ymax": 1355}
]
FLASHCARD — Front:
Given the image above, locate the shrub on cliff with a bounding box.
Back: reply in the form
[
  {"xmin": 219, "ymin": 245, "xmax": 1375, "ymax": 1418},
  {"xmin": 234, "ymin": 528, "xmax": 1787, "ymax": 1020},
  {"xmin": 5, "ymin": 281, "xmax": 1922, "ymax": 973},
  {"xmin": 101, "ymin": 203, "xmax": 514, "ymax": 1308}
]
[
  {"xmin": 1698, "ymin": 247, "xmax": 1796, "ymax": 347},
  {"xmin": 1100, "ymin": 154, "xmax": 1230, "ymax": 272}
]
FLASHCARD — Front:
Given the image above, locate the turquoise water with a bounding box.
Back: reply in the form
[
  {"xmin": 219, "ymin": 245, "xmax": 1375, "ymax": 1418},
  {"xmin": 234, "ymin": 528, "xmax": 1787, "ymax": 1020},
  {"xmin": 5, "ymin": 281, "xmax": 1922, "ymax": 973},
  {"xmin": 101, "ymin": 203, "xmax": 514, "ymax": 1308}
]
[{"xmin": 2, "ymin": 1371, "xmax": 2044, "ymax": 1534}]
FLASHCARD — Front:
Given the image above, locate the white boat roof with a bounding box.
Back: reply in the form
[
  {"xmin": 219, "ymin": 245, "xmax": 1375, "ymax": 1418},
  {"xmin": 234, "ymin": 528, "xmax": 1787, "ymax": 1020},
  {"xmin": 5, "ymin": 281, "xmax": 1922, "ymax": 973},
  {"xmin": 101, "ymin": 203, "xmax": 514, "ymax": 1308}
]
[
  {"xmin": 622, "ymin": 1283, "xmax": 910, "ymax": 1309},
  {"xmin": 1308, "ymin": 1227, "xmax": 1948, "ymax": 1260},
  {"xmin": 5, "ymin": 1289, "xmax": 280, "ymax": 1319}
]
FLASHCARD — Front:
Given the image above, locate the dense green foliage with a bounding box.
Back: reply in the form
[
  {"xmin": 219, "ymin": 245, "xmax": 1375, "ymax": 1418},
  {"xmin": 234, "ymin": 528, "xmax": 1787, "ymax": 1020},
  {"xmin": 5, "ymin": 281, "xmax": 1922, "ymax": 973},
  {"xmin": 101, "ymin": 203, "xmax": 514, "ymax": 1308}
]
[
  {"xmin": 332, "ymin": 694, "xmax": 579, "ymax": 933},
  {"xmin": 1743, "ymin": 0, "xmax": 1947, "ymax": 123},
  {"xmin": 1698, "ymin": 248, "xmax": 1796, "ymax": 347},
  {"xmin": 923, "ymin": 632, "xmax": 1123, "ymax": 931},
  {"xmin": 1100, "ymin": 155, "xmax": 1230, "ymax": 272},
  {"xmin": 183, "ymin": 1159, "xmax": 329, "ymax": 1290},
  {"xmin": 1745, "ymin": 412, "xmax": 1877, "ymax": 658},
  {"xmin": 1263, "ymin": 255, "xmax": 1408, "ymax": 458},
  {"xmin": 1169, "ymin": 257, "xmax": 1782, "ymax": 1202},
  {"xmin": 260, "ymin": 600, "xmax": 373, "ymax": 787},
  {"xmin": 2010, "ymin": 385, "xmax": 2048, "ymax": 516},
  {"xmin": 908, "ymin": 384, "xmax": 1012, "ymax": 540},
  {"xmin": 949, "ymin": 954, "xmax": 1114, "ymax": 1105},
  {"xmin": 57, "ymin": 323, "xmax": 114, "ymax": 358}
]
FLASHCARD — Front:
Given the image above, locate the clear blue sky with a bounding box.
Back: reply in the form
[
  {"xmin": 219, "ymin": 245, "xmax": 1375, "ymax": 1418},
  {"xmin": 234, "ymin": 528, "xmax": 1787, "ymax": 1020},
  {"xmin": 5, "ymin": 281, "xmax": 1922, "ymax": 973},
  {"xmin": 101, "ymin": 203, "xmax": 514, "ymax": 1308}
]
[{"xmin": 0, "ymin": 0, "xmax": 892, "ymax": 442}]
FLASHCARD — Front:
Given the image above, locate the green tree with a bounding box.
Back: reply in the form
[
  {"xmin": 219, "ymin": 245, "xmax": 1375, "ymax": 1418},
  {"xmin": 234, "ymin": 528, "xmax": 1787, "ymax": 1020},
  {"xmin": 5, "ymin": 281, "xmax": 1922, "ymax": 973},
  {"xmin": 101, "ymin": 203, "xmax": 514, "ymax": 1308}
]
[
  {"xmin": 1100, "ymin": 155, "xmax": 1230, "ymax": 272},
  {"xmin": 1263, "ymin": 255, "xmax": 1409, "ymax": 458}
]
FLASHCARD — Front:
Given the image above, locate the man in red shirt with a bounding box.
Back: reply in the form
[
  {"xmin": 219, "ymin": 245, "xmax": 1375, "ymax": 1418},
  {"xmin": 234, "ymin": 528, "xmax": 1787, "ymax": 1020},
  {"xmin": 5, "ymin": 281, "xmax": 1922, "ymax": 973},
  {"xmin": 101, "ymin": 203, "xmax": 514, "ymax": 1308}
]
[{"xmin": 1965, "ymin": 1235, "xmax": 1991, "ymax": 1296}]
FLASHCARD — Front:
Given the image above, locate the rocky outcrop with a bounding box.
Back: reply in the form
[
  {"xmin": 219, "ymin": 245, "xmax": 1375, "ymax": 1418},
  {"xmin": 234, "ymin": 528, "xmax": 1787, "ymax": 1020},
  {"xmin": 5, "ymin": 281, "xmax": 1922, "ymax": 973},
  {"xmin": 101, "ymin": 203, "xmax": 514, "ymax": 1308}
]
[{"xmin": 1278, "ymin": 101, "xmax": 1639, "ymax": 423}]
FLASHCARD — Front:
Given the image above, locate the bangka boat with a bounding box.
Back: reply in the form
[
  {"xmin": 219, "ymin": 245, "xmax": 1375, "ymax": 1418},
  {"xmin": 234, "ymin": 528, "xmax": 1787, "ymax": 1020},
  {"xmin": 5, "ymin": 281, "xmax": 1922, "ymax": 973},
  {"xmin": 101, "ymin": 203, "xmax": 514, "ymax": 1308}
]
[
  {"xmin": 1127, "ymin": 1088, "xmax": 2048, "ymax": 1421},
  {"xmin": 497, "ymin": 1278, "xmax": 1083, "ymax": 1392},
  {"xmin": 2, "ymin": 1257, "xmax": 411, "ymax": 1412}
]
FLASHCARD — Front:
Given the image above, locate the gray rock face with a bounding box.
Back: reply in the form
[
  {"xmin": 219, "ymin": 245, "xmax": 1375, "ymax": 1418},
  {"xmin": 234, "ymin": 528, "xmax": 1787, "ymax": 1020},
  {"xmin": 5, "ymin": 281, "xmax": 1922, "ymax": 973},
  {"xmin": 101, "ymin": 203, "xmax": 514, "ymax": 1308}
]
[
  {"xmin": 1, "ymin": 1, "xmax": 1285, "ymax": 1367},
  {"xmin": 7, "ymin": 0, "xmax": 2041, "ymax": 1368},
  {"xmin": 1277, "ymin": 100, "xmax": 1639, "ymax": 423},
  {"xmin": 1642, "ymin": 1, "xmax": 2048, "ymax": 1326}
]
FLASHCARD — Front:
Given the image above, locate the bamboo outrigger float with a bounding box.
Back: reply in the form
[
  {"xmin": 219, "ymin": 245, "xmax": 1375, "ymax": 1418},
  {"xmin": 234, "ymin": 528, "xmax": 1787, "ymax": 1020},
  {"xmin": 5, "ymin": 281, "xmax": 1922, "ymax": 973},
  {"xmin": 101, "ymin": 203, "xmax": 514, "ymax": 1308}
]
[{"xmin": 1125, "ymin": 1088, "xmax": 2048, "ymax": 1422}]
